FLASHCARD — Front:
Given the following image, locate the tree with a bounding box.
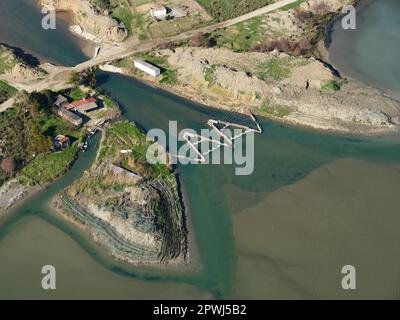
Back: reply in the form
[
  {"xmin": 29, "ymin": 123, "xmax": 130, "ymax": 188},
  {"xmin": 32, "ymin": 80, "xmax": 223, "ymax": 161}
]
[
  {"xmin": 1, "ymin": 157, "xmax": 16, "ymax": 174},
  {"xmin": 69, "ymin": 71, "xmax": 81, "ymax": 85}
]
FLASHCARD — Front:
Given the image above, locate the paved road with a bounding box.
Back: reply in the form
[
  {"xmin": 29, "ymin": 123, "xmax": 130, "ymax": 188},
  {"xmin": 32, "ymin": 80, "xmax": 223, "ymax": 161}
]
[{"xmin": 11, "ymin": 0, "xmax": 300, "ymax": 92}]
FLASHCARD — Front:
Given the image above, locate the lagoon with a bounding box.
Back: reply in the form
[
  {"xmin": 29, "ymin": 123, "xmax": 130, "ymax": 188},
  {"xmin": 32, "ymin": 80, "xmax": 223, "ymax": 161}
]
[{"xmin": 1, "ymin": 0, "xmax": 400, "ymax": 299}]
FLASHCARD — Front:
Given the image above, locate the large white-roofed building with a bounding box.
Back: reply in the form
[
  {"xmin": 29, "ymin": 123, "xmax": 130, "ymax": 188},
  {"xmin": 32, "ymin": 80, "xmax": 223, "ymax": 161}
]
[
  {"xmin": 150, "ymin": 6, "xmax": 168, "ymax": 18},
  {"xmin": 134, "ymin": 60, "xmax": 161, "ymax": 77}
]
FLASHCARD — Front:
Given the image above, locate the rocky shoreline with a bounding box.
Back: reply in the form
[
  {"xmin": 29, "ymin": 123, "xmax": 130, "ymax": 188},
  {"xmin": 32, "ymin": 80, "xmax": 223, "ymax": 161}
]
[
  {"xmin": 38, "ymin": 0, "xmax": 128, "ymax": 43},
  {"xmin": 0, "ymin": 179, "xmax": 40, "ymax": 215},
  {"xmin": 107, "ymin": 47, "xmax": 400, "ymax": 135}
]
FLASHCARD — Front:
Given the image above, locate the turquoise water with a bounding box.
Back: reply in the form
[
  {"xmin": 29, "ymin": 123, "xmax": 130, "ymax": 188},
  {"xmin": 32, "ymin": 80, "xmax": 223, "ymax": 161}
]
[
  {"xmin": 1, "ymin": 0, "xmax": 400, "ymax": 299},
  {"xmin": 3, "ymin": 70, "xmax": 400, "ymax": 298},
  {"xmin": 95, "ymin": 71, "xmax": 400, "ymax": 298}
]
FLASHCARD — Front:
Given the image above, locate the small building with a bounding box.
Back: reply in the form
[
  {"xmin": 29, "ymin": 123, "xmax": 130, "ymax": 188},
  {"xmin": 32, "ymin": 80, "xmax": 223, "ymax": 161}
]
[
  {"xmin": 65, "ymin": 98, "xmax": 99, "ymax": 114},
  {"xmin": 56, "ymin": 107, "xmax": 83, "ymax": 127},
  {"xmin": 53, "ymin": 94, "xmax": 69, "ymax": 108},
  {"xmin": 53, "ymin": 135, "xmax": 70, "ymax": 150},
  {"xmin": 134, "ymin": 60, "xmax": 161, "ymax": 77},
  {"xmin": 150, "ymin": 6, "xmax": 167, "ymax": 18},
  {"xmin": 108, "ymin": 163, "xmax": 143, "ymax": 184}
]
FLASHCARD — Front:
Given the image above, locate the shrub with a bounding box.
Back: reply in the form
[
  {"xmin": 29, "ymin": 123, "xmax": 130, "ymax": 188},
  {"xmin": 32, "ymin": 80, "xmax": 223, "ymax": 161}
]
[{"xmin": 321, "ymin": 80, "xmax": 341, "ymax": 91}]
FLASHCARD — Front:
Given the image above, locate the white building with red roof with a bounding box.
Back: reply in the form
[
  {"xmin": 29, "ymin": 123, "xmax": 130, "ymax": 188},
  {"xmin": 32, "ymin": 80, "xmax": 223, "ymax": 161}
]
[{"xmin": 65, "ymin": 98, "xmax": 99, "ymax": 114}]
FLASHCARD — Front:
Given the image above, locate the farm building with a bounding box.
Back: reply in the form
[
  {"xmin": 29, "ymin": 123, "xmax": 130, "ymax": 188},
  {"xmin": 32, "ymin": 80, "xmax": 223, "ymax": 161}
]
[
  {"xmin": 53, "ymin": 94, "xmax": 69, "ymax": 108},
  {"xmin": 108, "ymin": 163, "xmax": 143, "ymax": 184},
  {"xmin": 65, "ymin": 98, "xmax": 99, "ymax": 114},
  {"xmin": 134, "ymin": 60, "xmax": 161, "ymax": 77},
  {"xmin": 150, "ymin": 6, "xmax": 167, "ymax": 18},
  {"xmin": 56, "ymin": 106, "xmax": 83, "ymax": 126}
]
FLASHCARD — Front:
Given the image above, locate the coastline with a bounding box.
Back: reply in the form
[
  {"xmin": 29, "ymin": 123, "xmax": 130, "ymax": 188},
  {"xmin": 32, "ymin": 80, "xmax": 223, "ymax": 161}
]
[
  {"xmin": 0, "ymin": 183, "xmax": 43, "ymax": 218},
  {"xmin": 33, "ymin": 0, "xmax": 97, "ymax": 60},
  {"xmin": 94, "ymin": 1, "xmax": 399, "ymax": 136},
  {"xmin": 14, "ymin": 0, "xmax": 400, "ymax": 136},
  {"xmin": 53, "ymin": 9, "xmax": 98, "ymax": 59},
  {"xmin": 49, "ymin": 194, "xmax": 189, "ymax": 268},
  {"xmin": 325, "ymin": 0, "xmax": 400, "ymax": 102},
  {"xmin": 0, "ymin": 148, "xmax": 81, "ymax": 217},
  {"xmin": 1, "ymin": 1, "xmax": 400, "ymax": 300},
  {"xmin": 2, "ymin": 0, "xmax": 399, "ymax": 219},
  {"xmin": 45, "ymin": 122, "xmax": 190, "ymax": 268},
  {"xmin": 100, "ymin": 65, "xmax": 399, "ymax": 137}
]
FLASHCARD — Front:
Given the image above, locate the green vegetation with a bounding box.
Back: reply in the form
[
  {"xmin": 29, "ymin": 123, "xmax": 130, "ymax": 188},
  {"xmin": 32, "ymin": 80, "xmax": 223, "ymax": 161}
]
[
  {"xmin": 69, "ymin": 71, "xmax": 80, "ymax": 85},
  {"xmin": 0, "ymin": 91, "xmax": 80, "ymax": 186},
  {"xmin": 196, "ymin": 0, "xmax": 274, "ymax": 21},
  {"xmin": 258, "ymin": 58, "xmax": 291, "ymax": 81},
  {"xmin": 64, "ymin": 120, "xmax": 186, "ymax": 263},
  {"xmin": 69, "ymin": 88, "xmax": 86, "ymax": 101},
  {"xmin": 321, "ymin": 80, "xmax": 341, "ymax": 91},
  {"xmin": 132, "ymin": 52, "xmax": 177, "ymax": 85},
  {"xmin": 201, "ymin": 0, "xmax": 329, "ymax": 55},
  {"xmin": 20, "ymin": 144, "xmax": 79, "ymax": 185},
  {"xmin": 256, "ymin": 100, "xmax": 292, "ymax": 118},
  {"xmin": 203, "ymin": 65, "xmax": 218, "ymax": 86},
  {"xmin": 93, "ymin": 0, "xmax": 134, "ymax": 35},
  {"xmin": 111, "ymin": 1, "xmax": 134, "ymax": 35},
  {"xmin": 160, "ymin": 70, "xmax": 178, "ymax": 86},
  {"xmin": 256, "ymin": 56, "xmax": 309, "ymax": 81},
  {"xmin": 0, "ymin": 45, "xmax": 20, "ymax": 74},
  {"xmin": 98, "ymin": 121, "xmax": 171, "ymax": 180},
  {"xmin": 114, "ymin": 58, "xmax": 131, "ymax": 68},
  {"xmin": 134, "ymin": 13, "xmax": 149, "ymax": 40},
  {"xmin": 0, "ymin": 80, "xmax": 17, "ymax": 104},
  {"xmin": 135, "ymin": 52, "xmax": 169, "ymax": 68},
  {"xmin": 102, "ymin": 95, "xmax": 118, "ymax": 110},
  {"xmin": 213, "ymin": 16, "xmax": 265, "ymax": 51},
  {"xmin": 281, "ymin": 0, "xmax": 307, "ymax": 10}
]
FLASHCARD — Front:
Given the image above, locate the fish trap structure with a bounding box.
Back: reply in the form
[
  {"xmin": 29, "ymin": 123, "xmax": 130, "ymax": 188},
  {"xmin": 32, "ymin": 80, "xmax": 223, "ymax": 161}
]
[{"xmin": 172, "ymin": 112, "xmax": 262, "ymax": 163}]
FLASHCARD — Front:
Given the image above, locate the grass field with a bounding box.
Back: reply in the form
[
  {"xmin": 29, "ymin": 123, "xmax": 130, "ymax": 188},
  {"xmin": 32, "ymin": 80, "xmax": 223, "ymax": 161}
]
[
  {"xmin": 0, "ymin": 80, "xmax": 17, "ymax": 104},
  {"xmin": 69, "ymin": 88, "xmax": 86, "ymax": 101},
  {"xmin": 20, "ymin": 144, "xmax": 79, "ymax": 185},
  {"xmin": 196, "ymin": 0, "xmax": 275, "ymax": 21},
  {"xmin": 255, "ymin": 100, "xmax": 292, "ymax": 118},
  {"xmin": 97, "ymin": 121, "xmax": 171, "ymax": 180},
  {"xmin": 203, "ymin": 0, "xmax": 311, "ymax": 52}
]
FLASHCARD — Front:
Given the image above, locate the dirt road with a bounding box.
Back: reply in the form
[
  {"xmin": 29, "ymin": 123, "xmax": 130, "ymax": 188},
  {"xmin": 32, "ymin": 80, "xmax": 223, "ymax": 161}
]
[{"xmin": 8, "ymin": 0, "xmax": 300, "ymax": 93}]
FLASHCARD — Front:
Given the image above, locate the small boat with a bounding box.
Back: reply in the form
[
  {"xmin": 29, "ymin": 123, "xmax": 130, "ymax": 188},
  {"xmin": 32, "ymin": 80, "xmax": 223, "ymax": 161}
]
[{"xmin": 79, "ymin": 141, "xmax": 88, "ymax": 152}]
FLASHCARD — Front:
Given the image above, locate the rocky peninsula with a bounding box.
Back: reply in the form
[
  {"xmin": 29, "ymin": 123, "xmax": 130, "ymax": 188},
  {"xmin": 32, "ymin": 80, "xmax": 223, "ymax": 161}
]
[
  {"xmin": 39, "ymin": 0, "xmax": 128, "ymax": 43},
  {"xmin": 51, "ymin": 121, "xmax": 188, "ymax": 265}
]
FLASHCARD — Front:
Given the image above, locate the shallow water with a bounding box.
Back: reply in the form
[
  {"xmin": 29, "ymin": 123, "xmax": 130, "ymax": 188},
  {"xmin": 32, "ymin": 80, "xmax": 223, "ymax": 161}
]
[
  {"xmin": 94, "ymin": 72, "xmax": 400, "ymax": 298},
  {"xmin": 0, "ymin": 0, "xmax": 88, "ymax": 66},
  {"xmin": 1, "ymin": 0, "xmax": 400, "ymax": 299},
  {"xmin": 1, "ymin": 71, "xmax": 400, "ymax": 299},
  {"xmin": 329, "ymin": 0, "xmax": 400, "ymax": 99}
]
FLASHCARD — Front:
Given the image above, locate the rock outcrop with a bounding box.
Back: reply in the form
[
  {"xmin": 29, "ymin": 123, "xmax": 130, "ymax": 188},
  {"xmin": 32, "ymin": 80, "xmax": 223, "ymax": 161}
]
[
  {"xmin": 0, "ymin": 44, "xmax": 45, "ymax": 81},
  {"xmin": 156, "ymin": 47, "xmax": 400, "ymax": 133},
  {"xmin": 40, "ymin": 0, "xmax": 128, "ymax": 42},
  {"xmin": 300, "ymin": 0, "xmax": 355, "ymax": 13}
]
